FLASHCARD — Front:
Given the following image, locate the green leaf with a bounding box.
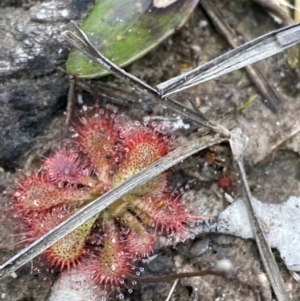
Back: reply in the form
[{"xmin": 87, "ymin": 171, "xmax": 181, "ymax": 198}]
[{"xmin": 66, "ymin": 0, "xmax": 200, "ymax": 78}]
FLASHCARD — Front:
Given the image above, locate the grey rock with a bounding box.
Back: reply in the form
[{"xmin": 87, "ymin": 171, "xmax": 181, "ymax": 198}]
[{"xmin": 0, "ymin": 0, "xmax": 93, "ymax": 170}]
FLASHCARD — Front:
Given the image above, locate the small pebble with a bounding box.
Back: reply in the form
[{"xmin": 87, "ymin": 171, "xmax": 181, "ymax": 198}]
[
  {"xmin": 199, "ymin": 20, "xmax": 208, "ymax": 28},
  {"xmin": 189, "ymin": 239, "xmax": 209, "ymax": 258},
  {"xmin": 216, "ymin": 259, "xmax": 232, "ymax": 272}
]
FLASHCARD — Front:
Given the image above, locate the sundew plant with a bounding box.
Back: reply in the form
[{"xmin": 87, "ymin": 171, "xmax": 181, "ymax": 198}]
[{"xmin": 10, "ymin": 107, "xmax": 196, "ymax": 291}]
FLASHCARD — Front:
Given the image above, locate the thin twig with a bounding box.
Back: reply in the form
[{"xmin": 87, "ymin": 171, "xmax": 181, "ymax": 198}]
[
  {"xmin": 76, "ymin": 81, "xmax": 136, "ymax": 107},
  {"xmin": 230, "ymin": 128, "xmax": 290, "ymax": 301},
  {"xmin": 157, "ymin": 23, "xmax": 300, "ymax": 96},
  {"xmin": 201, "ymin": 0, "xmax": 283, "ymax": 113},
  {"xmin": 124, "ymin": 270, "xmax": 224, "ymax": 283},
  {"xmin": 65, "ymin": 75, "xmax": 76, "ymax": 126},
  {"xmin": 296, "ymin": 0, "xmax": 300, "ymax": 22},
  {"xmin": 0, "ymin": 135, "xmax": 226, "ymax": 279},
  {"xmin": 254, "ymin": 0, "xmax": 294, "ymax": 26},
  {"xmin": 166, "ymin": 279, "xmax": 178, "ymax": 301}
]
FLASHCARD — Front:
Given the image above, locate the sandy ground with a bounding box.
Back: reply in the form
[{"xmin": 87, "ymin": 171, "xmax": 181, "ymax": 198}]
[{"xmin": 1, "ymin": 0, "xmax": 300, "ymax": 300}]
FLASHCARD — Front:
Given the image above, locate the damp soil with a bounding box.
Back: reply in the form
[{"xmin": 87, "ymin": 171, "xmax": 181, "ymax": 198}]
[{"xmin": 1, "ymin": 0, "xmax": 300, "ymax": 300}]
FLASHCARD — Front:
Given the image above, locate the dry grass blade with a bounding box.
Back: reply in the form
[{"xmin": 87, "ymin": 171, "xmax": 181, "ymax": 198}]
[
  {"xmin": 0, "ymin": 135, "xmax": 226, "ymax": 279},
  {"xmin": 62, "ymin": 22, "xmax": 230, "ymax": 137},
  {"xmin": 254, "ymin": 0, "xmax": 294, "ymax": 26},
  {"xmin": 157, "ymin": 23, "xmax": 300, "ymax": 96},
  {"xmin": 63, "ymin": 21, "xmax": 156, "ymax": 95},
  {"xmin": 230, "ymin": 128, "xmax": 291, "ymax": 301}
]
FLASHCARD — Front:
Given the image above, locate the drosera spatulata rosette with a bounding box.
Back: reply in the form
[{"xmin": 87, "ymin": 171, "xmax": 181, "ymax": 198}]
[{"xmin": 9, "ymin": 107, "xmax": 201, "ymax": 290}]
